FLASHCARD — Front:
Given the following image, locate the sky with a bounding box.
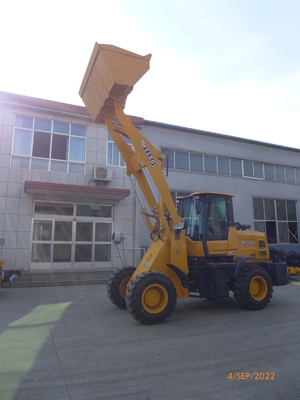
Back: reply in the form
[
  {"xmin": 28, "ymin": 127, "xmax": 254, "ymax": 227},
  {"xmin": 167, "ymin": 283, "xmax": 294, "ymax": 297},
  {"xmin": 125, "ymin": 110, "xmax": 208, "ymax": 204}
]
[{"xmin": 1, "ymin": 0, "xmax": 299, "ymax": 148}]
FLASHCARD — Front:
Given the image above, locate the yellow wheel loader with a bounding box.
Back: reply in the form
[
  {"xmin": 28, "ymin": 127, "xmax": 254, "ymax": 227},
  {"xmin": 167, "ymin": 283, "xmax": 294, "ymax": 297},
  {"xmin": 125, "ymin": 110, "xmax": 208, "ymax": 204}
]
[{"xmin": 79, "ymin": 44, "xmax": 288, "ymax": 325}]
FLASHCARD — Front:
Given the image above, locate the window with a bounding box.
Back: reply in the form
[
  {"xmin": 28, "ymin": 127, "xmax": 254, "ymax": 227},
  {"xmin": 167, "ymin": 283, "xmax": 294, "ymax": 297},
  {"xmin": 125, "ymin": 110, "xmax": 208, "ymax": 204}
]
[
  {"xmin": 275, "ymin": 165, "xmax": 285, "ymax": 182},
  {"xmin": 32, "ymin": 202, "xmax": 113, "ymax": 264},
  {"xmin": 218, "ymin": 157, "xmax": 230, "ymax": 175},
  {"xmin": 264, "ymin": 164, "xmax": 275, "ymax": 181},
  {"xmin": 161, "ymin": 148, "xmax": 174, "ymax": 169},
  {"xmin": 243, "ymin": 161, "xmax": 263, "ymax": 179},
  {"xmin": 231, "ymin": 159, "xmax": 242, "ymax": 176},
  {"xmin": 208, "ymin": 195, "xmax": 228, "ymax": 240},
  {"xmin": 175, "ymin": 151, "xmax": 189, "ymax": 170},
  {"xmin": 145, "ymin": 145, "xmax": 299, "ymax": 187},
  {"xmin": 190, "ymin": 153, "xmax": 203, "ymax": 172},
  {"xmin": 107, "ymin": 132, "xmax": 131, "ymax": 166},
  {"xmin": 253, "ymin": 198, "xmax": 298, "ymax": 244},
  {"xmin": 204, "ymin": 155, "xmax": 217, "ymax": 173},
  {"xmin": 12, "ymin": 115, "xmax": 86, "ymax": 173},
  {"xmin": 286, "ymin": 167, "xmax": 295, "ymax": 183}
]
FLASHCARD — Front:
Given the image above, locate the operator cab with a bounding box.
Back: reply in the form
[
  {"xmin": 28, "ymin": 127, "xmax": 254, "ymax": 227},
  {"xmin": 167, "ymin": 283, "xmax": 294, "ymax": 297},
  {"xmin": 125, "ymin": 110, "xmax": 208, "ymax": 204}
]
[{"xmin": 177, "ymin": 192, "xmax": 234, "ymax": 243}]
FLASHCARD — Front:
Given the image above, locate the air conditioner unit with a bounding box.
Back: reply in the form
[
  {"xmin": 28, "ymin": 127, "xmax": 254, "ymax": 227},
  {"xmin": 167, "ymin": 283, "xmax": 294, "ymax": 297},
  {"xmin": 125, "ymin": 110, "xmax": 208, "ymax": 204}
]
[{"xmin": 93, "ymin": 166, "xmax": 113, "ymax": 181}]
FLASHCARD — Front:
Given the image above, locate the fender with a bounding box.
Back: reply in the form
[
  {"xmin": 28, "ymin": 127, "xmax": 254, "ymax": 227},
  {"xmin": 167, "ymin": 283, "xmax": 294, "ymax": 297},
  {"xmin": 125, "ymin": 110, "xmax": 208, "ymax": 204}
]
[
  {"xmin": 166, "ymin": 263, "xmax": 190, "ymax": 290},
  {"xmin": 234, "ymin": 256, "xmax": 256, "ymax": 278}
]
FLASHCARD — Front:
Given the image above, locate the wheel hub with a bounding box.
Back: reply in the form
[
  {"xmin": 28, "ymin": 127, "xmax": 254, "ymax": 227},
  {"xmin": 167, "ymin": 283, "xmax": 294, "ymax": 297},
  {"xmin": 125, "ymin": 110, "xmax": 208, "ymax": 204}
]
[
  {"xmin": 142, "ymin": 284, "xmax": 168, "ymax": 314},
  {"xmin": 249, "ymin": 276, "xmax": 268, "ymax": 301}
]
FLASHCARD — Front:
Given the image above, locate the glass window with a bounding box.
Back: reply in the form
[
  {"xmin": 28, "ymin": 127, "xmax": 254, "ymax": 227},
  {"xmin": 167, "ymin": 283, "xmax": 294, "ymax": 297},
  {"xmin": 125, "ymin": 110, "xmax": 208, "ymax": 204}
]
[
  {"xmin": 76, "ymin": 204, "xmax": 112, "ymax": 218},
  {"xmin": 204, "ymin": 155, "xmax": 217, "ymax": 173},
  {"xmin": 13, "ymin": 129, "xmax": 32, "ymax": 155},
  {"xmin": 34, "ymin": 118, "xmax": 51, "ymax": 131},
  {"xmin": 218, "ymin": 157, "xmax": 230, "ymax": 175},
  {"xmin": 190, "ymin": 153, "xmax": 203, "ymax": 172},
  {"xmin": 53, "ymin": 121, "xmax": 69, "ymax": 134},
  {"xmin": 32, "ymin": 131, "xmax": 51, "ymax": 158},
  {"xmin": 161, "ymin": 148, "xmax": 174, "ymax": 169},
  {"xmin": 276, "ymin": 200, "xmax": 287, "ymax": 220},
  {"xmin": 255, "ymin": 221, "xmax": 266, "ymax": 233},
  {"xmin": 107, "ymin": 142, "xmax": 120, "ymax": 165},
  {"xmin": 31, "ymin": 158, "xmax": 49, "ymax": 170},
  {"xmin": 254, "ymin": 163, "xmax": 263, "ymax": 179},
  {"xmin": 296, "ymin": 168, "xmax": 300, "ymax": 183},
  {"xmin": 69, "ymin": 137, "xmax": 85, "ymax": 161},
  {"xmin": 285, "ymin": 167, "xmax": 295, "ymax": 183},
  {"xmin": 32, "ymin": 221, "xmax": 53, "ymax": 240},
  {"xmin": 254, "ymin": 198, "xmax": 297, "ymax": 244},
  {"xmin": 11, "ymin": 156, "xmax": 30, "ymax": 168},
  {"xmin": 287, "ymin": 201, "xmax": 297, "ymax": 220},
  {"xmin": 69, "ymin": 163, "xmax": 84, "ymax": 174},
  {"xmin": 95, "ymin": 223, "xmax": 111, "ymax": 241},
  {"xmin": 51, "ymin": 134, "xmax": 68, "ymax": 160},
  {"xmin": 15, "ymin": 115, "xmax": 33, "ymax": 129},
  {"xmin": 175, "ymin": 151, "xmax": 189, "ymax": 170},
  {"xmin": 77, "ymin": 204, "xmax": 100, "ymax": 217},
  {"xmin": 75, "ymin": 244, "xmax": 92, "ymax": 262},
  {"xmin": 289, "ymin": 222, "xmax": 298, "ymax": 243},
  {"xmin": 208, "ymin": 195, "xmax": 228, "ymax": 240},
  {"xmin": 243, "ymin": 161, "xmax": 253, "ymax": 177},
  {"xmin": 76, "ymin": 222, "xmax": 93, "ymax": 241},
  {"xmin": 264, "ymin": 199, "xmax": 275, "ymax": 220},
  {"xmin": 100, "ymin": 206, "xmax": 112, "ymax": 218},
  {"xmin": 51, "ymin": 160, "xmax": 68, "ymax": 172},
  {"xmin": 54, "ymin": 221, "xmax": 72, "ymax": 241},
  {"xmin": 264, "ymin": 164, "xmax": 275, "ymax": 180},
  {"xmin": 253, "ymin": 198, "xmax": 264, "ymax": 220},
  {"xmin": 53, "ymin": 244, "xmax": 71, "ymax": 262},
  {"xmin": 230, "ymin": 159, "xmax": 242, "ymax": 176},
  {"xmin": 34, "ymin": 202, "xmax": 74, "ymax": 215},
  {"xmin": 275, "ymin": 165, "xmax": 285, "ymax": 181},
  {"xmin": 12, "ymin": 116, "xmax": 86, "ymax": 172},
  {"xmin": 31, "ymin": 243, "xmax": 51, "ymax": 262},
  {"xmin": 95, "ymin": 244, "xmax": 111, "ymax": 261},
  {"xmin": 71, "ymin": 124, "xmax": 86, "ymax": 137},
  {"xmin": 278, "ymin": 222, "xmax": 289, "ymax": 243}
]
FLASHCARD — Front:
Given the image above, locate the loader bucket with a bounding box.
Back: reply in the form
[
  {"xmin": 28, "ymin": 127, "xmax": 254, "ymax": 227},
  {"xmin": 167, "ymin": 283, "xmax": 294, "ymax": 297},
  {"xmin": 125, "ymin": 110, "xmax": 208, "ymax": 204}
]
[{"xmin": 79, "ymin": 43, "xmax": 151, "ymax": 123}]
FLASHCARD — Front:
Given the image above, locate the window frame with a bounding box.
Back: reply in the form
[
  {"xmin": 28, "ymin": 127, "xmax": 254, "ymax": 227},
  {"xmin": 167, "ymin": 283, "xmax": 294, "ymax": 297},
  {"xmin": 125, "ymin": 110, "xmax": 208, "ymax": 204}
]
[{"xmin": 12, "ymin": 115, "xmax": 86, "ymax": 174}]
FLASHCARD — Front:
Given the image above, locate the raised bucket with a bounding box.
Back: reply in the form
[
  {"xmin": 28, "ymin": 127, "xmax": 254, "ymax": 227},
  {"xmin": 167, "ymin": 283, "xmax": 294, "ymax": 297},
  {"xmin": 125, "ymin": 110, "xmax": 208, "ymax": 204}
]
[{"xmin": 79, "ymin": 43, "xmax": 151, "ymax": 123}]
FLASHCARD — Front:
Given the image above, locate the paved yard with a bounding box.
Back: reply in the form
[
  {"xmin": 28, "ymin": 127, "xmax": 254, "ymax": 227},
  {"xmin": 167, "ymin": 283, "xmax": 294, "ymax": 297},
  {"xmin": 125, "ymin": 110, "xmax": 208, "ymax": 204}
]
[{"xmin": 0, "ymin": 281, "xmax": 299, "ymax": 400}]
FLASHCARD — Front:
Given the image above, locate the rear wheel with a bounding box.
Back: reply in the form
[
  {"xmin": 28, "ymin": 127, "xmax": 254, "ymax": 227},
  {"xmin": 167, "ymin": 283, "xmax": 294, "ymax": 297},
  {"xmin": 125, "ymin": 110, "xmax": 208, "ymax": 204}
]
[
  {"xmin": 107, "ymin": 266, "xmax": 136, "ymax": 309},
  {"xmin": 233, "ymin": 264, "xmax": 273, "ymax": 310},
  {"xmin": 126, "ymin": 271, "xmax": 177, "ymax": 325}
]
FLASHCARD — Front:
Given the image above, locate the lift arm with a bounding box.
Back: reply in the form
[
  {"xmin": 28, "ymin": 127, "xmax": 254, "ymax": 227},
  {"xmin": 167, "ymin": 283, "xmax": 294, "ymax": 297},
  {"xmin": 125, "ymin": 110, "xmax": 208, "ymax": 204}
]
[{"xmin": 79, "ymin": 44, "xmax": 189, "ymax": 294}]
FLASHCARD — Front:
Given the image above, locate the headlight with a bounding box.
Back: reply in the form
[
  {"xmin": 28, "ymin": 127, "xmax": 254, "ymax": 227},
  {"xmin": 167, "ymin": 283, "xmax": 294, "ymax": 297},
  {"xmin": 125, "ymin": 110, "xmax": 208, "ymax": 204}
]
[{"xmin": 173, "ymin": 221, "xmax": 185, "ymax": 230}]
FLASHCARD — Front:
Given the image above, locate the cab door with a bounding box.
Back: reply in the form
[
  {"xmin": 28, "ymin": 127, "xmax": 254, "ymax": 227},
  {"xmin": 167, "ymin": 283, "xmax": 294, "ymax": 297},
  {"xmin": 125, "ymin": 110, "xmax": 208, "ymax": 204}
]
[{"xmin": 206, "ymin": 194, "xmax": 231, "ymax": 255}]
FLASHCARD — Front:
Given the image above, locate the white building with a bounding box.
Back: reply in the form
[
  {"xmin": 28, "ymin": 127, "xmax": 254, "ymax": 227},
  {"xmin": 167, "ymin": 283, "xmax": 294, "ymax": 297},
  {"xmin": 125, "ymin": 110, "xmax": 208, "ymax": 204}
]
[{"xmin": 1, "ymin": 90, "xmax": 299, "ymax": 271}]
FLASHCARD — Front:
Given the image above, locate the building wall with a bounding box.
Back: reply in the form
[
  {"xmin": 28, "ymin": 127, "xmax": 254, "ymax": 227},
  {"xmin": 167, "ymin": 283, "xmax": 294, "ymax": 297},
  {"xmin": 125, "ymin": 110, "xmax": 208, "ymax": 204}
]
[
  {"xmin": 138, "ymin": 122, "xmax": 300, "ymax": 252},
  {"xmin": 0, "ymin": 96, "xmax": 137, "ymax": 271},
  {"xmin": 1, "ymin": 92, "xmax": 300, "ymax": 272}
]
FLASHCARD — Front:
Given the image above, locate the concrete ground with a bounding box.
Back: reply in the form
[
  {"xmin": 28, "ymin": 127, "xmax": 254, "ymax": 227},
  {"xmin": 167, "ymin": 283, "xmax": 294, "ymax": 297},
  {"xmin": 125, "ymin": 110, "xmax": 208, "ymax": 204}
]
[{"xmin": 0, "ymin": 280, "xmax": 299, "ymax": 400}]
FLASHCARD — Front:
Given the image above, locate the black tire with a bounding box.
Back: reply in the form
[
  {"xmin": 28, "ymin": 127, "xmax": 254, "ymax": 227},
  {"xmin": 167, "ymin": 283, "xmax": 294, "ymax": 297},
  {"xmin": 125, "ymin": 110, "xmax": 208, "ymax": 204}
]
[
  {"xmin": 233, "ymin": 264, "xmax": 273, "ymax": 310},
  {"xmin": 125, "ymin": 271, "xmax": 177, "ymax": 325},
  {"xmin": 107, "ymin": 266, "xmax": 136, "ymax": 309}
]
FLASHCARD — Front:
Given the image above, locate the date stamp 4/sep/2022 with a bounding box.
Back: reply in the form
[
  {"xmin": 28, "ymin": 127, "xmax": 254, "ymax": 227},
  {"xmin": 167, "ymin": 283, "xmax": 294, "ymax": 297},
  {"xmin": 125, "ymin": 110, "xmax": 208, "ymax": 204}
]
[{"xmin": 227, "ymin": 372, "xmax": 275, "ymax": 380}]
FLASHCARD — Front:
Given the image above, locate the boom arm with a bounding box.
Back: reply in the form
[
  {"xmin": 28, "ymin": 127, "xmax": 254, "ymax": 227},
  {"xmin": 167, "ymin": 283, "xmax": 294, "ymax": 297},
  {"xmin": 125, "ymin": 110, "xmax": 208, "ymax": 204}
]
[{"xmin": 79, "ymin": 43, "xmax": 189, "ymax": 295}]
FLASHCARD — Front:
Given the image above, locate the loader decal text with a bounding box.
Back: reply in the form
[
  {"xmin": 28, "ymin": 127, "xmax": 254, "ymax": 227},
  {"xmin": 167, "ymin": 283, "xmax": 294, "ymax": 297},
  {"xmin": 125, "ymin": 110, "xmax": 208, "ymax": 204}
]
[{"xmin": 140, "ymin": 140, "xmax": 157, "ymax": 167}]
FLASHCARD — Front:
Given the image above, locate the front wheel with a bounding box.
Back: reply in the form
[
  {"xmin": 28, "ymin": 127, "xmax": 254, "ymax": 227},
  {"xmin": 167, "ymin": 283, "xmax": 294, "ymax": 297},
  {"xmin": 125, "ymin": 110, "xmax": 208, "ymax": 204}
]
[
  {"xmin": 233, "ymin": 264, "xmax": 273, "ymax": 310},
  {"xmin": 126, "ymin": 271, "xmax": 177, "ymax": 325},
  {"xmin": 107, "ymin": 266, "xmax": 136, "ymax": 309}
]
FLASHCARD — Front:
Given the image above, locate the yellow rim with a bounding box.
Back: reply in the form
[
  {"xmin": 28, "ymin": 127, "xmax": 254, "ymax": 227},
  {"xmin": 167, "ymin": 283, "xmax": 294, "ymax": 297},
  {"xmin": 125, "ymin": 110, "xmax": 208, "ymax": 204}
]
[
  {"xmin": 141, "ymin": 284, "xmax": 168, "ymax": 314},
  {"xmin": 119, "ymin": 277, "xmax": 130, "ymax": 298},
  {"xmin": 249, "ymin": 275, "xmax": 268, "ymax": 301}
]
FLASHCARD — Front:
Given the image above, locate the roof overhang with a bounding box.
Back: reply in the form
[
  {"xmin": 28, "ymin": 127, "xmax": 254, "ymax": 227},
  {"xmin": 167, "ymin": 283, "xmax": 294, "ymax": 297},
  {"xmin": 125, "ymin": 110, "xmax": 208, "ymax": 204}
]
[{"xmin": 24, "ymin": 181, "xmax": 130, "ymax": 200}]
